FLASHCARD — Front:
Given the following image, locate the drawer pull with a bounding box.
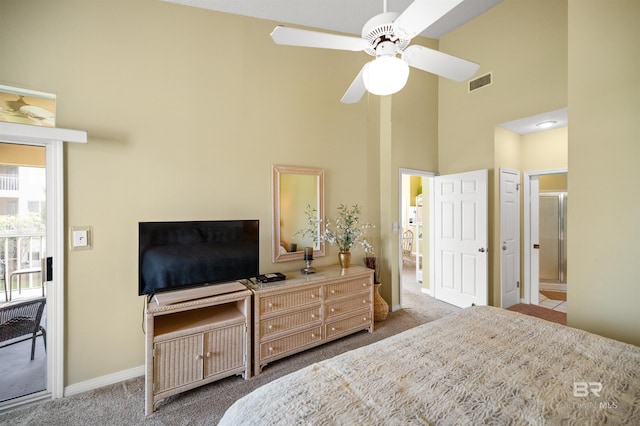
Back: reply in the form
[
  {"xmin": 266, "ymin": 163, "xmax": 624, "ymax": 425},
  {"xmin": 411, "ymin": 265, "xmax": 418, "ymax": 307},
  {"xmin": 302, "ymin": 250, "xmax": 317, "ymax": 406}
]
[
  {"xmin": 363, "ymin": 317, "xmax": 367, "ymax": 321},
  {"xmin": 206, "ymin": 352, "xmax": 212, "ymax": 358},
  {"xmin": 330, "ymin": 290, "xmax": 335, "ymax": 295},
  {"xmin": 331, "ymin": 327, "xmax": 336, "ymax": 332},
  {"xmin": 311, "ymin": 314, "xmax": 316, "ymax": 319},
  {"xmin": 268, "ymin": 303, "xmax": 273, "ymax": 308},
  {"xmin": 311, "ymin": 333, "xmax": 315, "ymax": 338},
  {"xmin": 268, "ymin": 325, "xmax": 273, "ymax": 330},
  {"xmin": 362, "ymin": 300, "xmax": 366, "ymax": 304},
  {"xmin": 310, "ymin": 294, "xmax": 315, "ymax": 299},
  {"xmin": 330, "ymin": 308, "xmax": 335, "ymax": 313},
  {"xmin": 269, "ymin": 347, "xmax": 274, "ymax": 352},
  {"xmin": 196, "ymin": 355, "xmax": 203, "ymax": 361}
]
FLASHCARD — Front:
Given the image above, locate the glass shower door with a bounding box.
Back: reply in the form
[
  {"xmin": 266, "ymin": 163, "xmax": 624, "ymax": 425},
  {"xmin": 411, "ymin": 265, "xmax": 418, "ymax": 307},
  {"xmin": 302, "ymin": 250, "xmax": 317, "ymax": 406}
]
[{"xmin": 539, "ymin": 192, "xmax": 567, "ymax": 283}]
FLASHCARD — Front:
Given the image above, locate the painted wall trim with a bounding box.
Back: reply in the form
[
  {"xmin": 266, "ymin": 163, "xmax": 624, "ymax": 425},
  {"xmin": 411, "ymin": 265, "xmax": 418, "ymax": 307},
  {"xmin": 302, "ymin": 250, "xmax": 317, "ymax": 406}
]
[
  {"xmin": 64, "ymin": 365, "xmax": 145, "ymax": 397},
  {"xmin": 0, "ymin": 122, "xmax": 87, "ymax": 144}
]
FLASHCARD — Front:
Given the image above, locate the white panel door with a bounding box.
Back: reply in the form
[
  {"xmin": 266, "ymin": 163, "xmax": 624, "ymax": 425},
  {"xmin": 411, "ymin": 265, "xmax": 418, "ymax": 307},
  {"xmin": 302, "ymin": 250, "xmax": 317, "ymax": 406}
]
[
  {"xmin": 500, "ymin": 168, "xmax": 520, "ymax": 308},
  {"xmin": 434, "ymin": 169, "xmax": 488, "ymax": 307}
]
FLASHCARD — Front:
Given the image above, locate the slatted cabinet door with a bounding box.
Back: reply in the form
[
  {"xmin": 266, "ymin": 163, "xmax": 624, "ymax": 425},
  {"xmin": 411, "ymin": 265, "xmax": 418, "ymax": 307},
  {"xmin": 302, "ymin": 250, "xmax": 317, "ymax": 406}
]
[
  {"xmin": 203, "ymin": 323, "xmax": 246, "ymax": 379},
  {"xmin": 153, "ymin": 334, "xmax": 204, "ymax": 395}
]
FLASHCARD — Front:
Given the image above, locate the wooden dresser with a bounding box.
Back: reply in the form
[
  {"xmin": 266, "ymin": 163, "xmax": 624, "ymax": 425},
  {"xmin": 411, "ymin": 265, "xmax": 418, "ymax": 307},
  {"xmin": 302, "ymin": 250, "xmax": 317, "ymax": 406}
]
[{"xmin": 247, "ymin": 265, "xmax": 374, "ymax": 376}]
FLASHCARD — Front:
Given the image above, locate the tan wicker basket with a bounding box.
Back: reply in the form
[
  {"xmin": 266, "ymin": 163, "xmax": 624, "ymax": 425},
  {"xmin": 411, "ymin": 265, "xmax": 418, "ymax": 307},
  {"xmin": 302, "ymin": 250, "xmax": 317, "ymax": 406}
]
[{"xmin": 373, "ymin": 283, "xmax": 389, "ymax": 321}]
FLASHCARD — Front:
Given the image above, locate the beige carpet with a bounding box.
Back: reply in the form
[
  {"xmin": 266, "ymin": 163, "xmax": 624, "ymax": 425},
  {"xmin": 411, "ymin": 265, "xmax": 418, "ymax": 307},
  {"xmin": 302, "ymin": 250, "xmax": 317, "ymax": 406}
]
[{"xmin": 0, "ymin": 290, "xmax": 460, "ymax": 425}]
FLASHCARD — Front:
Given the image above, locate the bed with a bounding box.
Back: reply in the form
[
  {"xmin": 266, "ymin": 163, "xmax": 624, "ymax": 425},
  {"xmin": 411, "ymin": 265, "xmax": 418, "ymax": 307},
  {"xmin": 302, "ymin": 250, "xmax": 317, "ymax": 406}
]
[{"xmin": 219, "ymin": 306, "xmax": 639, "ymax": 425}]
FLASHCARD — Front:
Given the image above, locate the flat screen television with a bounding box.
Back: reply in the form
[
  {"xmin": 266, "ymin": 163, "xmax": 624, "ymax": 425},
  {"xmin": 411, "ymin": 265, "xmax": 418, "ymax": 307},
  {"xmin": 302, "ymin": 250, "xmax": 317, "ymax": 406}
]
[{"xmin": 138, "ymin": 220, "xmax": 259, "ymax": 297}]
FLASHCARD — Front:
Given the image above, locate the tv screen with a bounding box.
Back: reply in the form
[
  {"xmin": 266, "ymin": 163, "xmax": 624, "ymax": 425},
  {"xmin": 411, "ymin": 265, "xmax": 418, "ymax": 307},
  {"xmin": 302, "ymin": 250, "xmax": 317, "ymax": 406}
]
[{"xmin": 138, "ymin": 220, "xmax": 259, "ymax": 296}]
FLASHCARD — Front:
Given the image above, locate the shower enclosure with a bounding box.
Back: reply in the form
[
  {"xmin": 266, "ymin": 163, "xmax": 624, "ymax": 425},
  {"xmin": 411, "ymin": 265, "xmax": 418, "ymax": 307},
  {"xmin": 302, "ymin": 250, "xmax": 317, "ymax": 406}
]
[{"xmin": 539, "ymin": 192, "xmax": 568, "ymax": 285}]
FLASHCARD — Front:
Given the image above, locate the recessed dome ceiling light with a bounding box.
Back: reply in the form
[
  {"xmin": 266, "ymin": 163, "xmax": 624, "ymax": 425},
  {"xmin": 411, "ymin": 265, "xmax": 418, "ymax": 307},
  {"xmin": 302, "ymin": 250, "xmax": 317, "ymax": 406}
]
[{"xmin": 536, "ymin": 120, "xmax": 557, "ymax": 128}]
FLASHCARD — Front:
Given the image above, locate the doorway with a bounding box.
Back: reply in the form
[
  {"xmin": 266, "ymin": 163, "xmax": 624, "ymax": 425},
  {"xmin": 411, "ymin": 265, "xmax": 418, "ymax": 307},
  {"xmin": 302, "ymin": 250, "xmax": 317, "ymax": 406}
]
[
  {"xmin": 539, "ymin": 191, "xmax": 568, "ymax": 288},
  {"xmin": 399, "ymin": 170, "xmax": 434, "ymax": 304},
  {"xmin": 399, "ymin": 169, "xmax": 489, "ymax": 309},
  {"xmin": 524, "ymin": 170, "xmax": 568, "ymax": 313},
  {"xmin": 0, "ymin": 143, "xmax": 47, "ymax": 403}
]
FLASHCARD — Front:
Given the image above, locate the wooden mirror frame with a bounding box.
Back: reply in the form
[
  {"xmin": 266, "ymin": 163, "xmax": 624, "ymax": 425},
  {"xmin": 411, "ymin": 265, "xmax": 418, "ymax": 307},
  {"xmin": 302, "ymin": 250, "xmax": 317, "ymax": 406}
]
[{"xmin": 272, "ymin": 165, "xmax": 325, "ymax": 262}]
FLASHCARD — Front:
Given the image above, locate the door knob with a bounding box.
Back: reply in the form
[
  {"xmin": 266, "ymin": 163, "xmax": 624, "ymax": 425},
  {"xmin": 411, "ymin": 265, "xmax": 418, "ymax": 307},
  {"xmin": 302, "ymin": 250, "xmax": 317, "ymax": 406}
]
[{"xmin": 478, "ymin": 248, "xmax": 486, "ymax": 253}]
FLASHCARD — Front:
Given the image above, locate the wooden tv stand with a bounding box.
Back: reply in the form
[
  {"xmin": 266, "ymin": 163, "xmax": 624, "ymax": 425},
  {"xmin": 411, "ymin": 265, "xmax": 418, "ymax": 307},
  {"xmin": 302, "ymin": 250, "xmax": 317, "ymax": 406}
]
[
  {"xmin": 246, "ymin": 265, "xmax": 374, "ymax": 376},
  {"xmin": 144, "ymin": 283, "xmax": 251, "ymax": 415}
]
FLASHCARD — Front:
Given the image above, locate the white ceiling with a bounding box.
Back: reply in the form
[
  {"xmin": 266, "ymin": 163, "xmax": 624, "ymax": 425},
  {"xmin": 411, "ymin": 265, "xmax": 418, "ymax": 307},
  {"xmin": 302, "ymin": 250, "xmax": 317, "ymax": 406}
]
[
  {"xmin": 162, "ymin": 0, "xmax": 503, "ymax": 39},
  {"xmin": 499, "ymin": 108, "xmax": 568, "ymax": 135}
]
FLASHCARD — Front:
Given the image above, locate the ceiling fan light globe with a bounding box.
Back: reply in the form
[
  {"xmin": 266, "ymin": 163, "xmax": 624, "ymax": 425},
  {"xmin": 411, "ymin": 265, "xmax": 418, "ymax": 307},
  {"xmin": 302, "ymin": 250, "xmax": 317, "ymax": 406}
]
[{"xmin": 363, "ymin": 56, "xmax": 409, "ymax": 96}]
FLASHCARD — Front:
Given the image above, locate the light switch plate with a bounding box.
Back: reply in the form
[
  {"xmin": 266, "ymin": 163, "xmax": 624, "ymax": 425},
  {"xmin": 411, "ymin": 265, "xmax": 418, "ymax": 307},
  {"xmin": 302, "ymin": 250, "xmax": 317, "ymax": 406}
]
[{"xmin": 70, "ymin": 226, "xmax": 92, "ymax": 251}]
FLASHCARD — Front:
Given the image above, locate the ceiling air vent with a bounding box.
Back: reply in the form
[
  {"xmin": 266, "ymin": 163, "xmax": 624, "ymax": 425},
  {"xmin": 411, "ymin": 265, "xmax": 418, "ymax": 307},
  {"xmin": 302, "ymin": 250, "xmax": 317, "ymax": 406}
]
[{"xmin": 468, "ymin": 72, "xmax": 492, "ymax": 93}]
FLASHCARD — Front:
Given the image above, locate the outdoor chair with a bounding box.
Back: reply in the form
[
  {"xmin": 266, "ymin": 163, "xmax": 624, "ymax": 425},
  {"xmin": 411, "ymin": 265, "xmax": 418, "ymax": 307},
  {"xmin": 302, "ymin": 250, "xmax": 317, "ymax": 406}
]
[{"xmin": 0, "ymin": 297, "xmax": 46, "ymax": 360}]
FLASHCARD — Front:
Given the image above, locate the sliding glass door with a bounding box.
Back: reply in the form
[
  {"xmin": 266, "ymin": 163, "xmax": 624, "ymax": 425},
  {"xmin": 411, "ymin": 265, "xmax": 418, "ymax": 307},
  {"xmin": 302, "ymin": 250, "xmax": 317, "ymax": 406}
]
[{"xmin": 0, "ymin": 142, "xmax": 48, "ymax": 403}]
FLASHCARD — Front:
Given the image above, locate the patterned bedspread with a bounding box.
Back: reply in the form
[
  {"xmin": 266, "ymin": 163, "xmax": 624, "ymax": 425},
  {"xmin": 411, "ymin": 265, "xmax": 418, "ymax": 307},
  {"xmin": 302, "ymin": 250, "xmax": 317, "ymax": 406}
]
[{"xmin": 219, "ymin": 306, "xmax": 640, "ymax": 425}]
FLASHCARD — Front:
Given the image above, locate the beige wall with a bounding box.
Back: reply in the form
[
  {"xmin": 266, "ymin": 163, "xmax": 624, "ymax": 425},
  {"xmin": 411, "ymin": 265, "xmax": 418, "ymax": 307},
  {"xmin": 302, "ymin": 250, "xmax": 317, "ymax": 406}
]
[
  {"xmin": 521, "ymin": 127, "xmax": 569, "ymax": 172},
  {"xmin": 567, "ymin": 0, "xmax": 640, "ymax": 345},
  {"xmin": 539, "ymin": 174, "xmax": 567, "ymax": 192},
  {"xmin": 439, "ymin": 0, "xmax": 568, "ymax": 175}
]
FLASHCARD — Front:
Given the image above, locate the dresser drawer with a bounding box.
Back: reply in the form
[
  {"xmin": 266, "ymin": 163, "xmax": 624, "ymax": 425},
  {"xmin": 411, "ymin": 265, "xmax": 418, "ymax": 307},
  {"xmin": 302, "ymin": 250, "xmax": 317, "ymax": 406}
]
[
  {"xmin": 325, "ymin": 312, "xmax": 372, "ymax": 339},
  {"xmin": 260, "ymin": 326, "xmax": 322, "ymax": 361},
  {"xmin": 260, "ymin": 306, "xmax": 322, "ymax": 337},
  {"xmin": 259, "ymin": 286, "xmax": 321, "ymax": 316},
  {"xmin": 325, "ymin": 277, "xmax": 371, "ymax": 300},
  {"xmin": 325, "ymin": 294, "xmax": 371, "ymax": 320}
]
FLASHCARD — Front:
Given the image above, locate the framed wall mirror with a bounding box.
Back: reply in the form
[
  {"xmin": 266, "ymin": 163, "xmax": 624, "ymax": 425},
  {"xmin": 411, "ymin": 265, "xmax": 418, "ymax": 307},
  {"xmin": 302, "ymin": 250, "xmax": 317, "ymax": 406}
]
[{"xmin": 272, "ymin": 165, "xmax": 325, "ymax": 262}]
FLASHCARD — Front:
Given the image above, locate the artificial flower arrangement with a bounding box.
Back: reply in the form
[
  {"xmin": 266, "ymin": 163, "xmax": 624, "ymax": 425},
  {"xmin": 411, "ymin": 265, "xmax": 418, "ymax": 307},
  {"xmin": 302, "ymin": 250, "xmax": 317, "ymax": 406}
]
[
  {"xmin": 296, "ymin": 203, "xmax": 374, "ymax": 252},
  {"xmin": 322, "ymin": 203, "xmax": 374, "ymax": 253}
]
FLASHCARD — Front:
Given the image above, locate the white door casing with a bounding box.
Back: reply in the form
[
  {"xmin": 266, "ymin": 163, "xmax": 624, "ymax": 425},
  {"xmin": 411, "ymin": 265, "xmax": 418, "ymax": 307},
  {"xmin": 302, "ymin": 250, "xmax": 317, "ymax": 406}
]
[
  {"xmin": 525, "ymin": 174, "xmax": 540, "ymax": 305},
  {"xmin": 0, "ymin": 122, "xmax": 87, "ymax": 405},
  {"xmin": 434, "ymin": 169, "xmax": 488, "ymax": 308},
  {"xmin": 500, "ymin": 168, "xmax": 520, "ymax": 308}
]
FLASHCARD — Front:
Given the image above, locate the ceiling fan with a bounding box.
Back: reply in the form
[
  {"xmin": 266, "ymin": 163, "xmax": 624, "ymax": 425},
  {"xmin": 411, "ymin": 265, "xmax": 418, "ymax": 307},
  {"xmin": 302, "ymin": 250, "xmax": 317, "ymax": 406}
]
[{"xmin": 270, "ymin": 0, "xmax": 480, "ymax": 103}]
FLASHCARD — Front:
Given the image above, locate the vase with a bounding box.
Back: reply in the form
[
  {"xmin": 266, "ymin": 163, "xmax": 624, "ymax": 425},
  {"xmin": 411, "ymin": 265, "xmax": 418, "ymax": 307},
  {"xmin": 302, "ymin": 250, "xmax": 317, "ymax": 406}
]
[
  {"xmin": 338, "ymin": 251, "xmax": 351, "ymax": 268},
  {"xmin": 373, "ymin": 283, "xmax": 389, "ymax": 322}
]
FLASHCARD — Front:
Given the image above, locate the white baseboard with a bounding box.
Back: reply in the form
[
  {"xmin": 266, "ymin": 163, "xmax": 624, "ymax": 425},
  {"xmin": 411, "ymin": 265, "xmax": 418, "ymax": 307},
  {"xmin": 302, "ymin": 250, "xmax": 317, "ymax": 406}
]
[{"xmin": 64, "ymin": 365, "xmax": 144, "ymax": 397}]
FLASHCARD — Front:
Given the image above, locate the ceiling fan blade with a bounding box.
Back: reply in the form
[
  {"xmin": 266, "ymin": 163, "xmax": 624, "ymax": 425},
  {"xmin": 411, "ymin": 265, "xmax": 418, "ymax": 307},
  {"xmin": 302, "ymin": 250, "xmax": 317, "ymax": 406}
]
[
  {"xmin": 402, "ymin": 45, "xmax": 479, "ymax": 82},
  {"xmin": 271, "ymin": 26, "xmax": 368, "ymax": 51},
  {"xmin": 341, "ymin": 66, "xmax": 367, "ymax": 104},
  {"xmin": 393, "ymin": 0, "xmax": 464, "ymax": 40}
]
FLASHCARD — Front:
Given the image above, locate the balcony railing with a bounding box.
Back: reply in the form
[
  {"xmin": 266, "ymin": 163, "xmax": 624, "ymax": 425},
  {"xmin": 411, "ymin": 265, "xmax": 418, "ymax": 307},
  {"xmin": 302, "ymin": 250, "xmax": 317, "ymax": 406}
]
[
  {"xmin": 0, "ymin": 176, "xmax": 19, "ymax": 192},
  {"xmin": 1, "ymin": 233, "xmax": 45, "ymax": 301}
]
